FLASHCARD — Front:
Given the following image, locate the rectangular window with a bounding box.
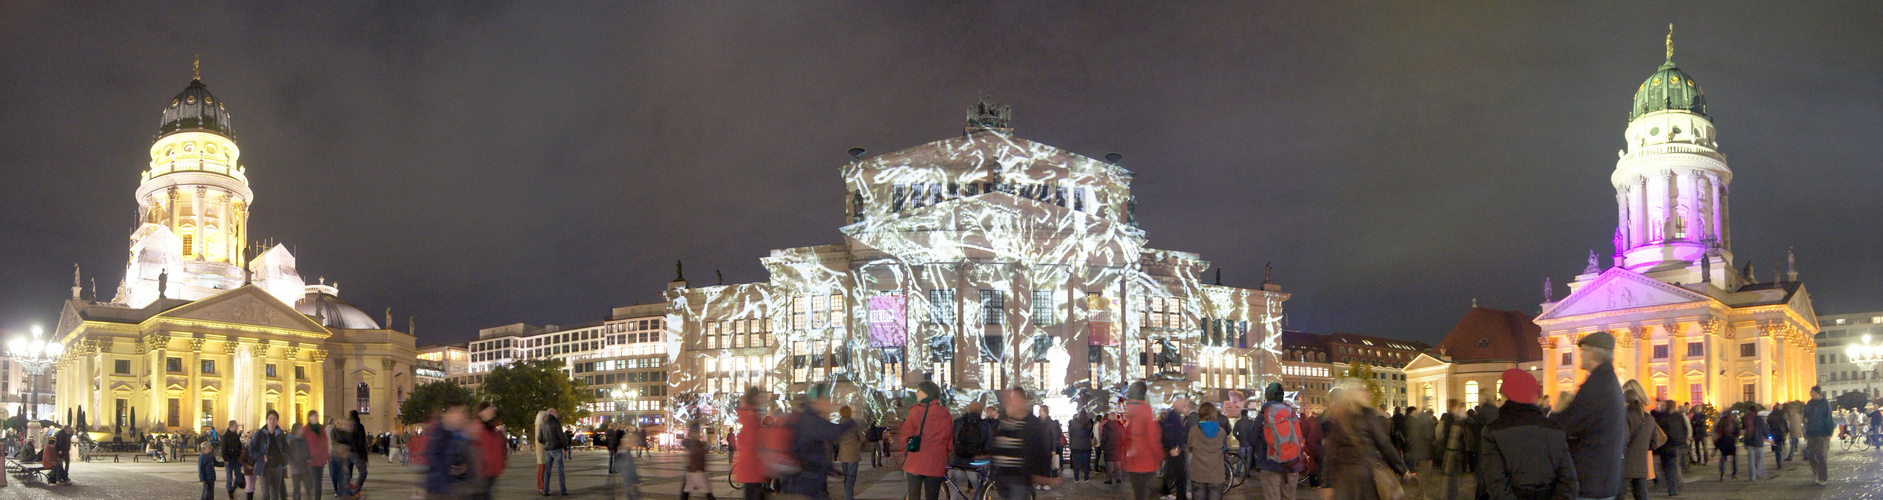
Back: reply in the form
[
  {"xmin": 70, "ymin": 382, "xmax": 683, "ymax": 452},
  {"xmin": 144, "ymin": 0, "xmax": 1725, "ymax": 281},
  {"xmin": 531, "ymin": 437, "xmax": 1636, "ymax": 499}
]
[
  {"xmin": 811, "ymin": 294, "xmax": 828, "ymax": 328},
  {"xmin": 1652, "ymin": 344, "xmax": 1669, "ymax": 360},
  {"xmin": 168, "ymin": 398, "xmax": 181, "ymax": 427},
  {"xmin": 1742, "ymin": 383, "xmax": 1756, "ymax": 402},
  {"xmin": 1689, "ymin": 383, "xmax": 1704, "ymax": 403},
  {"xmin": 981, "ymin": 334, "xmax": 1004, "ymax": 361},
  {"xmin": 1032, "ymin": 290, "xmax": 1056, "ymax": 326},
  {"xmin": 203, "ymin": 400, "xmax": 214, "ymax": 424},
  {"xmin": 1150, "ymin": 298, "xmax": 1165, "ymax": 329},
  {"xmin": 266, "ymin": 364, "xmax": 278, "ymax": 378},
  {"xmin": 1739, "ymin": 343, "xmax": 1756, "ymax": 357},
  {"xmin": 1655, "ymin": 384, "xmax": 1668, "ymax": 401},
  {"xmin": 1687, "ymin": 342, "xmax": 1705, "ymax": 357},
  {"xmin": 892, "ymin": 184, "xmax": 906, "ymax": 212},
  {"xmin": 296, "ymin": 366, "xmax": 306, "ymax": 380},
  {"xmin": 166, "ymin": 357, "xmax": 183, "ymax": 373},
  {"xmin": 115, "ymin": 359, "xmax": 131, "ymax": 374},
  {"xmin": 929, "ymin": 289, "xmax": 956, "ymax": 325},
  {"xmin": 980, "ymin": 290, "xmax": 1003, "ymax": 325},
  {"xmin": 1561, "ymin": 353, "xmax": 1572, "ymax": 366}
]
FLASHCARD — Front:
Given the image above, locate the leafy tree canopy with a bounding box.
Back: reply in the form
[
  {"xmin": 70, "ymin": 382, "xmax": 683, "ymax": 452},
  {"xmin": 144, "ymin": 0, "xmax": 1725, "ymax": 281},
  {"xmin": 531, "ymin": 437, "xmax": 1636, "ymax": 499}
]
[
  {"xmin": 1340, "ymin": 361, "xmax": 1387, "ymax": 407},
  {"xmin": 399, "ymin": 381, "xmax": 477, "ymax": 426},
  {"xmin": 480, "ymin": 358, "xmax": 594, "ymax": 437}
]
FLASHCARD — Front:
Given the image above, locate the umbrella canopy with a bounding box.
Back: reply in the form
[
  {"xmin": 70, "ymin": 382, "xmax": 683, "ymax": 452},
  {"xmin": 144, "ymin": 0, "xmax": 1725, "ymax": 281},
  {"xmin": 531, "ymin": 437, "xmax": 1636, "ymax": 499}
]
[
  {"xmin": 130, "ymin": 407, "xmax": 137, "ymax": 435},
  {"xmin": 77, "ymin": 406, "xmax": 88, "ymax": 433}
]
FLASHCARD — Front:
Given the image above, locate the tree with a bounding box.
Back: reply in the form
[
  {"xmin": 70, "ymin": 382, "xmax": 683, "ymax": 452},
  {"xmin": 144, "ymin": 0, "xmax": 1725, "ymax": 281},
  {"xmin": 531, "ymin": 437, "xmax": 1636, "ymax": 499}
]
[
  {"xmin": 1340, "ymin": 361, "xmax": 1387, "ymax": 407},
  {"xmin": 399, "ymin": 381, "xmax": 477, "ymax": 426},
  {"xmin": 480, "ymin": 358, "xmax": 594, "ymax": 437}
]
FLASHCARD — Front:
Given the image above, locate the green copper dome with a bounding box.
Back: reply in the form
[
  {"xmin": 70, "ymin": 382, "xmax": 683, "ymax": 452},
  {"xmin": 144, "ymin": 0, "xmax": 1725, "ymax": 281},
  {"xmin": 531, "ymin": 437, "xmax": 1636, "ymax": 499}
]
[{"xmin": 1630, "ymin": 59, "xmax": 1707, "ymax": 121}]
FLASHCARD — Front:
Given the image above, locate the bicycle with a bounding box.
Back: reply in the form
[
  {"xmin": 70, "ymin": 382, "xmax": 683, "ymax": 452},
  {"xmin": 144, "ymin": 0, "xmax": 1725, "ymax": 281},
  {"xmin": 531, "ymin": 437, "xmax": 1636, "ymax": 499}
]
[
  {"xmin": 943, "ymin": 459, "xmax": 996, "ymax": 500},
  {"xmin": 1223, "ymin": 449, "xmax": 1247, "ymax": 490}
]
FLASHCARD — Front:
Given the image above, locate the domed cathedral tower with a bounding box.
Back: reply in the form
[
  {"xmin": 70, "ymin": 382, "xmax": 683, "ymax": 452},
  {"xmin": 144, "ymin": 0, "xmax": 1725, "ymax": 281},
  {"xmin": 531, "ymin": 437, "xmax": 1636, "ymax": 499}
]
[
  {"xmin": 1537, "ymin": 29, "xmax": 1819, "ymax": 408},
  {"xmin": 1611, "ymin": 27, "xmax": 1738, "ymax": 285},
  {"xmin": 118, "ymin": 61, "xmax": 257, "ymax": 308}
]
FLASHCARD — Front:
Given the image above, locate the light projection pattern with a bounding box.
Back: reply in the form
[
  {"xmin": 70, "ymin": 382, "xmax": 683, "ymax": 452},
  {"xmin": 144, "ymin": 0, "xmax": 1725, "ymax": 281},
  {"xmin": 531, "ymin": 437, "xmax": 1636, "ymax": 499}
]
[{"xmin": 664, "ymin": 130, "xmax": 1286, "ymax": 428}]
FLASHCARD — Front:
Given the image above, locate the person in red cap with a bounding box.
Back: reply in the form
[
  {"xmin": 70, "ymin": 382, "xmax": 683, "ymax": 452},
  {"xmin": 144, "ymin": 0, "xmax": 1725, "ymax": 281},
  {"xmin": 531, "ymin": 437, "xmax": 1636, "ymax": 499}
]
[{"xmin": 1479, "ymin": 368, "xmax": 1578, "ymax": 500}]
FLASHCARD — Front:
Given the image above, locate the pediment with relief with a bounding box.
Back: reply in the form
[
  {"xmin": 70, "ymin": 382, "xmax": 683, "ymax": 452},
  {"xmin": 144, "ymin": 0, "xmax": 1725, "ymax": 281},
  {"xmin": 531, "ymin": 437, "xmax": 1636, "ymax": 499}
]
[
  {"xmin": 158, "ymin": 285, "xmax": 330, "ymax": 335},
  {"xmin": 1539, "ymin": 268, "xmax": 1713, "ymax": 321}
]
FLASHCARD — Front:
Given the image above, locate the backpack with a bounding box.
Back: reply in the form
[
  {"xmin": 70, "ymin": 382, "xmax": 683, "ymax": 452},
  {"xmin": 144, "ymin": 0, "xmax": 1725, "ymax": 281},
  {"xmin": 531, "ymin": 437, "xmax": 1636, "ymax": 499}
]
[
  {"xmin": 1261, "ymin": 401, "xmax": 1303, "ymax": 464},
  {"xmin": 954, "ymin": 417, "xmax": 988, "ymax": 459},
  {"xmin": 866, "ymin": 425, "xmax": 886, "ymax": 443}
]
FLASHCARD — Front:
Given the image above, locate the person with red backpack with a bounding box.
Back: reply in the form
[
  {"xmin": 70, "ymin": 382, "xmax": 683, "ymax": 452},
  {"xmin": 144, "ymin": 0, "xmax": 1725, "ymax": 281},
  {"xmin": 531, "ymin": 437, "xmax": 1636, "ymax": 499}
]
[{"xmin": 1248, "ymin": 383, "xmax": 1303, "ymax": 500}]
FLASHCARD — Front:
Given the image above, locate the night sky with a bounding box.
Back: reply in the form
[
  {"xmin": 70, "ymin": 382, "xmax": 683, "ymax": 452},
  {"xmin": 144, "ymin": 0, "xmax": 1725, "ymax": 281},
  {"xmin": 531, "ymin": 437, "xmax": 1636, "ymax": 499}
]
[{"xmin": 4, "ymin": 3, "xmax": 1881, "ymax": 347}]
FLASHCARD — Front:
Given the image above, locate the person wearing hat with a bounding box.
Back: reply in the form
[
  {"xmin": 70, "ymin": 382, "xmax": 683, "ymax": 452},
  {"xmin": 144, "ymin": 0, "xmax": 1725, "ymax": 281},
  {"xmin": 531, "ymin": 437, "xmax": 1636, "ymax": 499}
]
[
  {"xmin": 1551, "ymin": 331, "xmax": 1627, "ymax": 500},
  {"xmin": 1479, "ymin": 369, "xmax": 1576, "ymax": 500},
  {"xmin": 900, "ymin": 381, "xmax": 954, "ymax": 500}
]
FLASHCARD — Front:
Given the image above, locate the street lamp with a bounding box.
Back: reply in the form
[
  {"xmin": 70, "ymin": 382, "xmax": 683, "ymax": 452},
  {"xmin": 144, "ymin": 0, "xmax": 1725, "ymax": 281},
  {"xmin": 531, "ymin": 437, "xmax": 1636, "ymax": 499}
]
[
  {"xmin": 1848, "ymin": 334, "xmax": 1883, "ymax": 404},
  {"xmin": 8, "ymin": 325, "xmax": 64, "ymax": 421}
]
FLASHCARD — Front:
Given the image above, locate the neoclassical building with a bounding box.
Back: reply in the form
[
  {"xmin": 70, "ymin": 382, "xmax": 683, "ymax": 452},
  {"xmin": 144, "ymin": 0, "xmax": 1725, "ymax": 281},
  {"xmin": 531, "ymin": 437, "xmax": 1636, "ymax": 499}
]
[
  {"xmin": 1533, "ymin": 37, "xmax": 1817, "ymax": 407},
  {"xmin": 52, "ymin": 70, "xmax": 416, "ymax": 436},
  {"xmin": 666, "ymin": 100, "xmax": 1288, "ymax": 416}
]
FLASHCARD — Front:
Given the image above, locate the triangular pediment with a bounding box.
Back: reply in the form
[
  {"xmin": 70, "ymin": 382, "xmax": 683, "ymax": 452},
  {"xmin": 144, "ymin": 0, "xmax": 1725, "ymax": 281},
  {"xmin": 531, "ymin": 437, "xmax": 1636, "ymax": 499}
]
[
  {"xmin": 1539, "ymin": 268, "xmax": 1713, "ymax": 320},
  {"xmin": 1789, "ymin": 286, "xmax": 1819, "ymax": 331},
  {"xmin": 157, "ymin": 285, "xmax": 331, "ymax": 335},
  {"xmin": 1403, "ymin": 352, "xmax": 1452, "ymax": 372},
  {"xmin": 842, "ymin": 193, "xmax": 1145, "ymax": 265}
]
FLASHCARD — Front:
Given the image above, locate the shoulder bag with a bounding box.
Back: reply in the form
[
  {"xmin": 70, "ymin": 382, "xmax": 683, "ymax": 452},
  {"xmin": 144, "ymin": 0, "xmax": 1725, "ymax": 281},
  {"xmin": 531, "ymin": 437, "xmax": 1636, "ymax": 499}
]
[{"xmin": 907, "ymin": 402, "xmax": 933, "ymax": 453}]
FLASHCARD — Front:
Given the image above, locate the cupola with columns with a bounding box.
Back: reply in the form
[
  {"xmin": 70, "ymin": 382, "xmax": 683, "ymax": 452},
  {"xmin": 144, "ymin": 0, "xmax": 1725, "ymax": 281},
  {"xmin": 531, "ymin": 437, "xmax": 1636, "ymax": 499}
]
[{"xmin": 1610, "ymin": 26, "xmax": 1736, "ymax": 283}]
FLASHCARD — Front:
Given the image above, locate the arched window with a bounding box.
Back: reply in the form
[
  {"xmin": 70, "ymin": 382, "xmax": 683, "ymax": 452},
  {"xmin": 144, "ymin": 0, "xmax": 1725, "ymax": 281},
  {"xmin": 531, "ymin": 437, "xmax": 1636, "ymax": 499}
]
[
  {"xmin": 357, "ymin": 382, "xmax": 371, "ymax": 414},
  {"xmin": 1465, "ymin": 380, "xmax": 1480, "ymax": 408}
]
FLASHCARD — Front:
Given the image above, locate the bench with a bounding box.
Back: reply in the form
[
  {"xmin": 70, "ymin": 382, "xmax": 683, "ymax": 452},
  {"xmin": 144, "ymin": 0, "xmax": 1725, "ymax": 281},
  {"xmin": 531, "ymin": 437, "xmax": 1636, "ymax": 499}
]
[{"xmin": 5, "ymin": 458, "xmax": 48, "ymax": 483}]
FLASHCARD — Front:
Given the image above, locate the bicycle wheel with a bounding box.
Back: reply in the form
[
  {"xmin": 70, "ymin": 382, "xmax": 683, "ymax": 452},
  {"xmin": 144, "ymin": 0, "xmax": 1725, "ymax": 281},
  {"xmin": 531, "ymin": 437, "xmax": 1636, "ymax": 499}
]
[{"xmin": 975, "ymin": 474, "xmax": 999, "ymax": 500}]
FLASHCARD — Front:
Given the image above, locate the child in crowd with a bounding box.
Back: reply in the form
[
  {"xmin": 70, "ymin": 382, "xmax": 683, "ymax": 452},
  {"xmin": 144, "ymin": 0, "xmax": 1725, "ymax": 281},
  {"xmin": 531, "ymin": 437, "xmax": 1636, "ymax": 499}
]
[{"xmin": 198, "ymin": 441, "xmax": 224, "ymax": 500}]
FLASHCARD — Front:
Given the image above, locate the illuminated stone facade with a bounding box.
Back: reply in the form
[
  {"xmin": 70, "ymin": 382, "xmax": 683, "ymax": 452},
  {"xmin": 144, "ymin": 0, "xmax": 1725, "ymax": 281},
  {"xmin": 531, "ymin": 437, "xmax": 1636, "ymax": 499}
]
[
  {"xmin": 666, "ymin": 100, "xmax": 1288, "ymax": 416},
  {"xmin": 50, "ymin": 74, "xmax": 416, "ymax": 437},
  {"xmin": 1533, "ymin": 44, "xmax": 1817, "ymax": 407}
]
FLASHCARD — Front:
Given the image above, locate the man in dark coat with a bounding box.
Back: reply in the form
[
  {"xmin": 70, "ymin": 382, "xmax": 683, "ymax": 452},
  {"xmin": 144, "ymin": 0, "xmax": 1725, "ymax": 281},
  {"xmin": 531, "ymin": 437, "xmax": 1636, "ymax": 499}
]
[
  {"xmin": 1068, "ymin": 410, "xmax": 1095, "ymax": 481},
  {"xmin": 1480, "ymin": 369, "xmax": 1577, "ymax": 500},
  {"xmin": 1552, "ymin": 331, "xmax": 1627, "ymax": 500},
  {"xmin": 1160, "ymin": 398, "xmax": 1192, "ymax": 500},
  {"xmin": 782, "ymin": 387, "xmax": 854, "ymax": 500},
  {"xmin": 1802, "ymin": 386, "xmax": 1834, "ymax": 485},
  {"xmin": 1653, "ymin": 401, "xmax": 1691, "ymax": 496},
  {"xmin": 1233, "ymin": 408, "xmax": 1260, "ymax": 478}
]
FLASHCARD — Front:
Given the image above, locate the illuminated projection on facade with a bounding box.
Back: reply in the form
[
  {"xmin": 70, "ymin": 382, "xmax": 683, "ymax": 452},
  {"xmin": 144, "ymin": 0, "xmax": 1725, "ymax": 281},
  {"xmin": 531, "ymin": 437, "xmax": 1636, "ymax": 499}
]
[{"xmin": 667, "ymin": 99, "xmax": 1287, "ymax": 418}]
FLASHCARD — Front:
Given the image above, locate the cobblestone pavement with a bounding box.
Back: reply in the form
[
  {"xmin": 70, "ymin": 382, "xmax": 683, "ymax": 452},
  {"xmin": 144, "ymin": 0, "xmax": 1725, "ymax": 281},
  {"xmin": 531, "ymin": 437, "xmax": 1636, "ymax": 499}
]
[{"xmin": 4, "ymin": 446, "xmax": 1877, "ymax": 500}]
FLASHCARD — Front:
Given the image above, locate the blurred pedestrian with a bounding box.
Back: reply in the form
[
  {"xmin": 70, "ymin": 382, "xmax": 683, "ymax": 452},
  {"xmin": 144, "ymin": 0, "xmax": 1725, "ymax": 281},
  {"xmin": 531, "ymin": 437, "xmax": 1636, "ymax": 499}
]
[
  {"xmin": 835, "ymin": 406, "xmax": 866, "ymax": 500},
  {"xmin": 990, "ymin": 387, "xmax": 1059, "ymax": 500},
  {"xmin": 1552, "ymin": 331, "xmax": 1627, "ymax": 500},
  {"xmin": 1321, "ymin": 382, "xmax": 1410, "ymax": 500},
  {"xmin": 224, "ymin": 420, "xmax": 246, "ymax": 500},
  {"xmin": 1765, "ymin": 406, "xmax": 1787, "ymax": 471},
  {"xmin": 1713, "ymin": 410, "xmax": 1739, "ymax": 481},
  {"xmin": 1802, "ymin": 386, "xmax": 1833, "ymax": 485},
  {"xmin": 682, "ymin": 422, "xmax": 714, "ymax": 500},
  {"xmin": 1620, "ymin": 380, "xmax": 1665, "ymax": 500},
  {"xmin": 422, "ymin": 401, "xmax": 473, "ymax": 500},
  {"xmin": 471, "ymin": 402, "xmax": 507, "ymax": 500},
  {"xmin": 286, "ymin": 423, "xmax": 309, "ymax": 500},
  {"xmin": 734, "ymin": 387, "xmax": 773, "ymax": 500},
  {"xmin": 1741, "ymin": 404, "xmax": 1768, "ymax": 481},
  {"xmin": 534, "ymin": 411, "xmax": 548, "ymax": 493},
  {"xmin": 1124, "ymin": 381, "xmax": 1164, "ymax": 500},
  {"xmin": 1438, "ymin": 399, "xmax": 1468, "ymax": 500},
  {"xmin": 1403, "ymin": 406, "xmax": 1434, "ymax": 493},
  {"xmin": 1038, "ymin": 405, "xmax": 1064, "ymax": 491},
  {"xmin": 1478, "ymin": 369, "xmax": 1576, "ymax": 500},
  {"xmin": 781, "ymin": 385, "xmax": 853, "ymax": 500},
  {"xmin": 301, "ymin": 411, "xmax": 327, "ymax": 500},
  {"xmin": 1160, "ymin": 396, "xmax": 1192, "ymax": 500},
  {"xmin": 1653, "ymin": 400, "xmax": 1690, "ymax": 496}
]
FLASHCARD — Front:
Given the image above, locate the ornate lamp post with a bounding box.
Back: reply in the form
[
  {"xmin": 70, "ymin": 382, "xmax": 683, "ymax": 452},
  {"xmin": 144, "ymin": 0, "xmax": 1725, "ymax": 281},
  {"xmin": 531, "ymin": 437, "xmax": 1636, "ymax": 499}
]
[
  {"xmin": 612, "ymin": 385, "xmax": 637, "ymax": 427},
  {"xmin": 8, "ymin": 325, "xmax": 64, "ymax": 421},
  {"xmin": 1848, "ymin": 334, "xmax": 1883, "ymax": 404}
]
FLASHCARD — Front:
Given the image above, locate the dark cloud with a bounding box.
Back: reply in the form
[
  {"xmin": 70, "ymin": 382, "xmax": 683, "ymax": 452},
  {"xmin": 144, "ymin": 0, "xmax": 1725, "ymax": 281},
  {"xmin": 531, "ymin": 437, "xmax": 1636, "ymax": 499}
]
[{"xmin": 3, "ymin": 2, "xmax": 1880, "ymax": 345}]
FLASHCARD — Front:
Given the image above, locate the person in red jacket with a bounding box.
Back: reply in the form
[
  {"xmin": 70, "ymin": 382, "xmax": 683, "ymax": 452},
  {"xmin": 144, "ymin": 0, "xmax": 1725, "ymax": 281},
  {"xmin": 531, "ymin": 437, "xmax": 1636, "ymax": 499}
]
[
  {"xmin": 302, "ymin": 411, "xmax": 330, "ymax": 500},
  {"xmin": 1123, "ymin": 381, "xmax": 1164, "ymax": 500},
  {"xmin": 733, "ymin": 387, "xmax": 771, "ymax": 500},
  {"xmin": 900, "ymin": 381, "xmax": 955, "ymax": 500},
  {"xmin": 470, "ymin": 402, "xmax": 507, "ymax": 500}
]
